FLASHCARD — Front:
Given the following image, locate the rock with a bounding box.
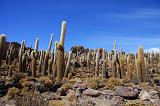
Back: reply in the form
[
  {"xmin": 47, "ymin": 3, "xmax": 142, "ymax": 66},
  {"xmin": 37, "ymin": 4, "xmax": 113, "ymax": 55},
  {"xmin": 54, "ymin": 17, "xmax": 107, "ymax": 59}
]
[
  {"xmin": 35, "ymin": 82, "xmax": 48, "ymax": 93},
  {"xmin": 49, "ymin": 83, "xmax": 61, "ymax": 92},
  {"xmin": 56, "ymin": 88, "xmax": 67, "ymax": 96},
  {"xmin": 0, "ymin": 81, "xmax": 7, "ymax": 97},
  {"xmin": 152, "ymin": 99, "xmax": 160, "ymax": 106},
  {"xmin": 101, "ymin": 90, "xmax": 112, "ymax": 95},
  {"xmin": 42, "ymin": 92, "xmax": 61, "ymax": 100},
  {"xmin": 82, "ymin": 88, "xmax": 101, "ymax": 97},
  {"xmin": 114, "ymin": 86, "xmax": 138, "ymax": 99},
  {"xmin": 140, "ymin": 90, "xmax": 159, "ymax": 101},
  {"xmin": 139, "ymin": 91, "xmax": 151, "ymax": 101},
  {"xmin": 5, "ymin": 79, "xmax": 21, "ymax": 89},
  {"xmin": 72, "ymin": 82, "xmax": 87, "ymax": 93}
]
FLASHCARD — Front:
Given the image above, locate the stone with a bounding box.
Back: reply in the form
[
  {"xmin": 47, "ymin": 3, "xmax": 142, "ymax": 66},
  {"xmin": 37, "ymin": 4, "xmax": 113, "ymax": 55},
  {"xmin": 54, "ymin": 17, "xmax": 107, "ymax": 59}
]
[
  {"xmin": 82, "ymin": 88, "xmax": 101, "ymax": 97},
  {"xmin": 139, "ymin": 91, "xmax": 151, "ymax": 101},
  {"xmin": 114, "ymin": 86, "xmax": 138, "ymax": 99},
  {"xmin": 72, "ymin": 82, "xmax": 87, "ymax": 93},
  {"xmin": 140, "ymin": 90, "xmax": 159, "ymax": 101},
  {"xmin": 152, "ymin": 99, "xmax": 160, "ymax": 106}
]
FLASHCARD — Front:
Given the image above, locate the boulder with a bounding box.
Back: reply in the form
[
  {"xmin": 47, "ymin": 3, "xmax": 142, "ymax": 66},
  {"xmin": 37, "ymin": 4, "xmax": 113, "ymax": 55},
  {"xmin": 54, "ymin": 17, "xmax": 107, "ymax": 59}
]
[
  {"xmin": 72, "ymin": 82, "xmax": 87, "ymax": 93},
  {"xmin": 82, "ymin": 88, "xmax": 101, "ymax": 97},
  {"xmin": 114, "ymin": 86, "xmax": 138, "ymax": 99}
]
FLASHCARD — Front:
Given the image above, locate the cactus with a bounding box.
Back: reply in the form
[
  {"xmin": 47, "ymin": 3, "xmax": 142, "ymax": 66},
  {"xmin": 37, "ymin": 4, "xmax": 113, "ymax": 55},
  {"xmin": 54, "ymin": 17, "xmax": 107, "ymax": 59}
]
[
  {"xmin": 136, "ymin": 47, "xmax": 147, "ymax": 82},
  {"xmin": 95, "ymin": 49, "xmax": 100, "ymax": 77},
  {"xmin": 37, "ymin": 50, "xmax": 44, "ymax": 74},
  {"xmin": 80, "ymin": 56, "xmax": 84, "ymax": 70},
  {"xmin": 102, "ymin": 48, "xmax": 107, "ymax": 78},
  {"xmin": 48, "ymin": 34, "xmax": 53, "ymax": 52},
  {"xmin": 87, "ymin": 50, "xmax": 90, "ymax": 70},
  {"xmin": 64, "ymin": 51, "xmax": 72, "ymax": 77},
  {"xmin": 56, "ymin": 21, "xmax": 66, "ymax": 81},
  {"xmin": 43, "ymin": 51, "xmax": 49, "ymax": 76},
  {"xmin": 127, "ymin": 63, "xmax": 132, "ymax": 80},
  {"xmin": 120, "ymin": 56, "xmax": 125, "ymax": 78},
  {"xmin": 18, "ymin": 41, "xmax": 25, "ymax": 73},
  {"xmin": 113, "ymin": 40, "xmax": 117, "ymax": 52},
  {"xmin": 34, "ymin": 38, "xmax": 39, "ymax": 53},
  {"xmin": 22, "ymin": 52, "xmax": 27, "ymax": 73},
  {"xmin": 52, "ymin": 41, "xmax": 58, "ymax": 77},
  {"xmin": 31, "ymin": 51, "xmax": 37, "ymax": 77},
  {"xmin": 0, "ymin": 35, "xmax": 6, "ymax": 70},
  {"xmin": 8, "ymin": 65, "xmax": 13, "ymax": 77},
  {"xmin": 112, "ymin": 50, "xmax": 117, "ymax": 78}
]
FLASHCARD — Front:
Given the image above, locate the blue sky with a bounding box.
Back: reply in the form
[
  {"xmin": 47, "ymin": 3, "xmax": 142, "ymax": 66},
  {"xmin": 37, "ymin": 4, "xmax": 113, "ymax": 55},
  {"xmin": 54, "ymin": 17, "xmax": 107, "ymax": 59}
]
[{"xmin": 0, "ymin": 0, "xmax": 160, "ymax": 52}]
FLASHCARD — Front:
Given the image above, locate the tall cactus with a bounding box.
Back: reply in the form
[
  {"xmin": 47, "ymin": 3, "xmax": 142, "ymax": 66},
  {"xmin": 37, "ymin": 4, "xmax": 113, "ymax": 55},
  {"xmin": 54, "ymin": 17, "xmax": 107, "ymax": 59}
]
[
  {"xmin": 95, "ymin": 49, "xmax": 100, "ymax": 77},
  {"xmin": 120, "ymin": 56, "xmax": 125, "ymax": 78},
  {"xmin": 0, "ymin": 35, "xmax": 6, "ymax": 75},
  {"xmin": 31, "ymin": 51, "xmax": 37, "ymax": 77},
  {"xmin": 56, "ymin": 21, "xmax": 66, "ymax": 81},
  {"xmin": 34, "ymin": 38, "xmax": 39, "ymax": 53},
  {"xmin": 136, "ymin": 47, "xmax": 147, "ymax": 82},
  {"xmin": 52, "ymin": 41, "xmax": 58, "ymax": 77},
  {"xmin": 42, "ymin": 34, "xmax": 53, "ymax": 75},
  {"xmin": 48, "ymin": 34, "xmax": 53, "ymax": 52},
  {"xmin": 18, "ymin": 41, "xmax": 25, "ymax": 73},
  {"xmin": 64, "ymin": 51, "xmax": 72, "ymax": 77},
  {"xmin": 102, "ymin": 48, "xmax": 107, "ymax": 78},
  {"xmin": 112, "ymin": 50, "xmax": 117, "ymax": 78},
  {"xmin": 87, "ymin": 50, "xmax": 90, "ymax": 70},
  {"xmin": 37, "ymin": 50, "xmax": 44, "ymax": 74}
]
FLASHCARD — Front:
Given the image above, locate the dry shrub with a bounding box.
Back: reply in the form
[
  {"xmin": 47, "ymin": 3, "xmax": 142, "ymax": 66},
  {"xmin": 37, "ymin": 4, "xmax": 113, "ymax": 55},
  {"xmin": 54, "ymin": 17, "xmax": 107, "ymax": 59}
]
[
  {"xmin": 48, "ymin": 100, "xmax": 64, "ymax": 106},
  {"xmin": 39, "ymin": 76, "xmax": 53, "ymax": 86},
  {"xmin": 61, "ymin": 83, "xmax": 72, "ymax": 92},
  {"xmin": 6, "ymin": 87, "xmax": 20, "ymax": 100},
  {"xmin": 105, "ymin": 77, "xmax": 123, "ymax": 90}
]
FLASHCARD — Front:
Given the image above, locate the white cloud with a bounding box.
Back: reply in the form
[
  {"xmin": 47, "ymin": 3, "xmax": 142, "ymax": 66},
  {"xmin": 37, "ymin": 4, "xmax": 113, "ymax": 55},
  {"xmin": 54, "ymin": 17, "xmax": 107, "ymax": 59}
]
[{"xmin": 145, "ymin": 48, "xmax": 160, "ymax": 53}]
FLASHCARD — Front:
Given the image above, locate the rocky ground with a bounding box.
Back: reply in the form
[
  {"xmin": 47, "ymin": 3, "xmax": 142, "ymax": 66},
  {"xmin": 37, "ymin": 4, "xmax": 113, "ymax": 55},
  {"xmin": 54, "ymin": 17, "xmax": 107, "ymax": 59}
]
[{"xmin": 0, "ymin": 63, "xmax": 160, "ymax": 106}]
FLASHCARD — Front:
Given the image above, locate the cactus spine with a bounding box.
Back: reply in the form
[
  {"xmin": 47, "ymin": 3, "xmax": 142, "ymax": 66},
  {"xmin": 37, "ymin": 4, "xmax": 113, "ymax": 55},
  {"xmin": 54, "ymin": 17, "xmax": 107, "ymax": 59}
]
[{"xmin": 56, "ymin": 21, "xmax": 66, "ymax": 81}]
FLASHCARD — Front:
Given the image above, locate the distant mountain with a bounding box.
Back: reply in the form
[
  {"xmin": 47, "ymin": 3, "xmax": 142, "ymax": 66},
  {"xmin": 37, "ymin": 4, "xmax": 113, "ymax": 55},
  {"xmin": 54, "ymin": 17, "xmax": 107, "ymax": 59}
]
[{"xmin": 145, "ymin": 48, "xmax": 160, "ymax": 53}]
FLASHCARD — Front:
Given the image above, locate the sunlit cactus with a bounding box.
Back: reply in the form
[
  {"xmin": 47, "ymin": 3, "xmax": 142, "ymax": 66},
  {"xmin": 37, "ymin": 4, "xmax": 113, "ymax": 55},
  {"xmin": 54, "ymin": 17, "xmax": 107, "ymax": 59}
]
[
  {"xmin": 31, "ymin": 51, "xmax": 37, "ymax": 77},
  {"xmin": 64, "ymin": 51, "xmax": 72, "ymax": 77},
  {"xmin": 127, "ymin": 63, "xmax": 132, "ymax": 80},
  {"xmin": 112, "ymin": 50, "xmax": 117, "ymax": 78},
  {"xmin": 0, "ymin": 34, "xmax": 6, "ymax": 61},
  {"xmin": 87, "ymin": 50, "xmax": 90, "ymax": 70},
  {"xmin": 34, "ymin": 38, "xmax": 39, "ymax": 53},
  {"xmin": 18, "ymin": 41, "xmax": 25, "ymax": 73},
  {"xmin": 48, "ymin": 34, "xmax": 53, "ymax": 52},
  {"xmin": 102, "ymin": 48, "xmax": 107, "ymax": 78},
  {"xmin": 56, "ymin": 21, "xmax": 66, "ymax": 81},
  {"xmin": 38, "ymin": 50, "xmax": 44, "ymax": 74},
  {"xmin": 22, "ymin": 52, "xmax": 27, "ymax": 73},
  {"xmin": 120, "ymin": 56, "xmax": 125, "ymax": 78},
  {"xmin": 136, "ymin": 47, "xmax": 147, "ymax": 82},
  {"xmin": 95, "ymin": 49, "xmax": 100, "ymax": 77},
  {"xmin": 43, "ymin": 51, "xmax": 49, "ymax": 76},
  {"xmin": 52, "ymin": 41, "xmax": 58, "ymax": 77}
]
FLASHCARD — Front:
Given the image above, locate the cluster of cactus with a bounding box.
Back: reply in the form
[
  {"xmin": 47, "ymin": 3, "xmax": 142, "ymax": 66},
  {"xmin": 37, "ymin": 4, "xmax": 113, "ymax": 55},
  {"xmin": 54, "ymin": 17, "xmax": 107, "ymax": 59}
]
[{"xmin": 1, "ymin": 22, "xmax": 160, "ymax": 85}]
